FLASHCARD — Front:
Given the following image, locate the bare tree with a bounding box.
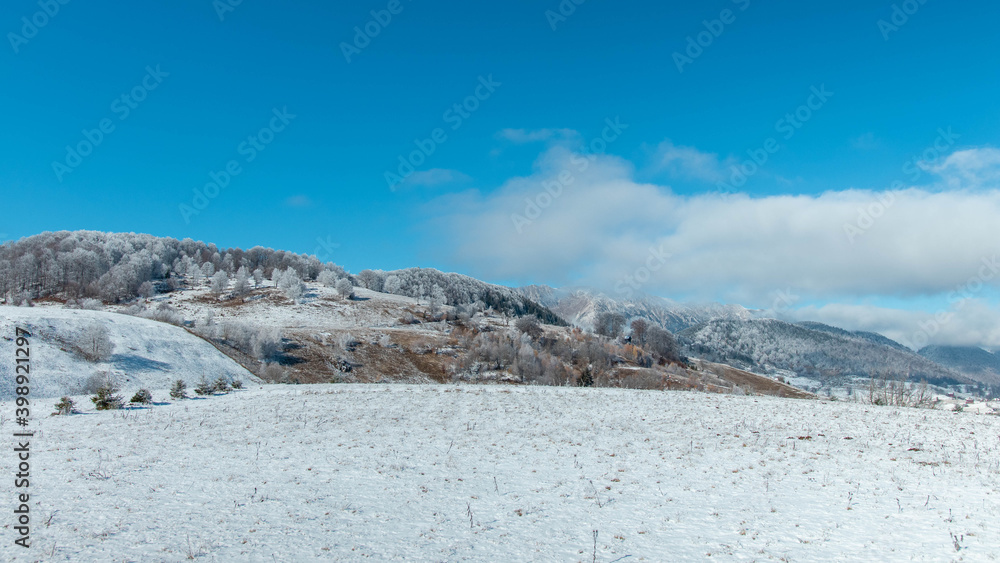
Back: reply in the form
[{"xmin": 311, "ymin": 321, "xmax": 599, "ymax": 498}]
[
  {"xmin": 594, "ymin": 312, "xmax": 626, "ymax": 339},
  {"xmin": 630, "ymin": 319, "xmax": 648, "ymax": 344},
  {"xmin": 79, "ymin": 323, "xmax": 114, "ymax": 362},
  {"xmin": 515, "ymin": 316, "xmax": 543, "ymax": 340}
]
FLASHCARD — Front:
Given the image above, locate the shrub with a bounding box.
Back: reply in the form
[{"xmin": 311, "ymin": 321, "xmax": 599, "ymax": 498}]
[
  {"xmin": 169, "ymin": 379, "xmax": 188, "ymax": 399},
  {"xmin": 515, "ymin": 316, "xmax": 543, "ymax": 340},
  {"xmin": 194, "ymin": 377, "xmax": 214, "ymax": 396},
  {"xmin": 130, "ymin": 389, "xmax": 153, "ymax": 405},
  {"xmin": 91, "ymin": 378, "xmax": 123, "ymax": 410},
  {"xmin": 53, "ymin": 396, "xmax": 76, "ymax": 415},
  {"xmin": 231, "ymin": 379, "xmax": 243, "ymax": 390},
  {"xmin": 213, "ymin": 377, "xmax": 231, "ymax": 394}
]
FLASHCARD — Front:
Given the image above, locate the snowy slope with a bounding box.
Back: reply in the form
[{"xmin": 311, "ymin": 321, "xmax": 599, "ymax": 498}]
[
  {"xmin": 2, "ymin": 384, "xmax": 998, "ymax": 561},
  {"xmin": 0, "ymin": 306, "xmax": 258, "ymax": 399}
]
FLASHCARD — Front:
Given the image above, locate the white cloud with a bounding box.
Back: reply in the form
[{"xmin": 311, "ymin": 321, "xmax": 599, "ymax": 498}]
[
  {"xmin": 927, "ymin": 147, "xmax": 1000, "ymax": 189},
  {"xmin": 429, "ymin": 145, "xmax": 1000, "ymax": 309},
  {"xmin": 496, "ymin": 128, "xmax": 580, "ymax": 144},
  {"xmin": 786, "ymin": 300, "xmax": 1000, "ymax": 351},
  {"xmin": 649, "ymin": 139, "xmax": 733, "ymax": 183}
]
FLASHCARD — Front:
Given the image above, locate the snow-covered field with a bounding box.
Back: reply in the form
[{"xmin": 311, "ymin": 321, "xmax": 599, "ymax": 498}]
[
  {"xmin": 3, "ymin": 385, "xmax": 999, "ymax": 561},
  {"xmin": 0, "ymin": 307, "xmax": 257, "ymax": 400}
]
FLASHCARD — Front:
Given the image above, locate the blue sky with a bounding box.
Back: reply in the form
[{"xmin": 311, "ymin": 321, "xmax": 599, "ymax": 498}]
[{"xmin": 4, "ymin": 0, "xmax": 1000, "ymax": 346}]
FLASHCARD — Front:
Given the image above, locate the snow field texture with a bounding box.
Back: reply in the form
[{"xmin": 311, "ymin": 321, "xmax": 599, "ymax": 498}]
[{"xmin": 2, "ymin": 384, "xmax": 999, "ymax": 561}]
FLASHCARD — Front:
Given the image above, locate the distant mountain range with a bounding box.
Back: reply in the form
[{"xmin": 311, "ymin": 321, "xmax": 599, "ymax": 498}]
[
  {"xmin": 518, "ymin": 286, "xmax": 991, "ymax": 389},
  {"xmin": 918, "ymin": 345, "xmax": 1000, "ymax": 385},
  {"xmin": 678, "ymin": 318, "xmax": 969, "ymax": 386}
]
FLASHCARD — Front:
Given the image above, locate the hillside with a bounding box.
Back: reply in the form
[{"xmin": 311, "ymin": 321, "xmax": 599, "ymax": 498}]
[
  {"xmin": 0, "ymin": 307, "xmax": 257, "ymax": 400},
  {"xmin": 919, "ymin": 345, "xmax": 1000, "ymax": 385},
  {"xmin": 3, "ymin": 384, "xmax": 997, "ymax": 561},
  {"xmin": 679, "ymin": 318, "xmax": 969, "ymax": 387}
]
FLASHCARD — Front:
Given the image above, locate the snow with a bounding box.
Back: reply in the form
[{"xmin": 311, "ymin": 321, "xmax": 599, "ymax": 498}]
[
  {"xmin": 0, "ymin": 307, "xmax": 258, "ymax": 400},
  {"xmin": 2, "ymin": 384, "xmax": 998, "ymax": 561}
]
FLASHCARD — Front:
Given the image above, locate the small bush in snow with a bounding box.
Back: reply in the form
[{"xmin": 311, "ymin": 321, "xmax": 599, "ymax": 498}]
[
  {"xmin": 79, "ymin": 298, "xmax": 104, "ymax": 310},
  {"xmin": 213, "ymin": 377, "xmax": 231, "ymax": 394},
  {"xmin": 130, "ymin": 389, "xmax": 153, "ymax": 405},
  {"xmin": 91, "ymin": 378, "xmax": 123, "ymax": 410},
  {"xmin": 262, "ymin": 362, "xmax": 288, "ymax": 382},
  {"xmin": 169, "ymin": 379, "xmax": 188, "ymax": 399},
  {"xmin": 231, "ymin": 379, "xmax": 244, "ymax": 389},
  {"xmin": 53, "ymin": 396, "xmax": 76, "ymax": 415},
  {"xmin": 194, "ymin": 377, "xmax": 214, "ymax": 396}
]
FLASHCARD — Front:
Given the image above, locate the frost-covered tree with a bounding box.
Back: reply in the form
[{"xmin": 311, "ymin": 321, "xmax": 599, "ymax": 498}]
[
  {"xmin": 79, "ymin": 323, "xmax": 114, "ymax": 362},
  {"xmin": 335, "ymin": 278, "xmax": 354, "ymax": 300},
  {"xmin": 210, "ymin": 270, "xmax": 229, "ymax": 295},
  {"xmin": 252, "ymin": 268, "xmax": 264, "ymax": 288},
  {"xmin": 138, "ymin": 280, "xmax": 155, "ymax": 299},
  {"xmin": 356, "ymin": 269, "xmax": 384, "ymax": 292},
  {"xmin": 317, "ymin": 270, "xmax": 339, "ymax": 287},
  {"xmin": 201, "ymin": 262, "xmax": 215, "ymax": 278},
  {"xmin": 594, "ymin": 312, "xmax": 626, "ymax": 339},
  {"xmin": 233, "ymin": 266, "xmax": 250, "ymax": 295},
  {"xmin": 276, "ymin": 267, "xmax": 305, "ymax": 302},
  {"xmin": 515, "ymin": 316, "xmax": 543, "ymax": 339},
  {"xmin": 630, "ymin": 319, "xmax": 648, "ymax": 344},
  {"xmin": 383, "ymin": 274, "xmax": 402, "ymax": 295}
]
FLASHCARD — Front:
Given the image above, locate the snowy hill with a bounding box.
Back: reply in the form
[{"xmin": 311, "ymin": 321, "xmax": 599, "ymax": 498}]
[
  {"xmin": 0, "ymin": 307, "xmax": 257, "ymax": 399},
  {"xmin": 2, "ymin": 384, "xmax": 998, "ymax": 561},
  {"xmin": 919, "ymin": 345, "xmax": 1000, "ymax": 385},
  {"xmin": 679, "ymin": 318, "xmax": 969, "ymax": 386}
]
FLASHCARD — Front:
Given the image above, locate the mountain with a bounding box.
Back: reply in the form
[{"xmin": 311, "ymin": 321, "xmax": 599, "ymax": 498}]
[
  {"xmin": 678, "ymin": 318, "xmax": 968, "ymax": 386},
  {"xmin": 918, "ymin": 345, "xmax": 1000, "ymax": 385},
  {"xmin": 517, "ymin": 285, "xmax": 753, "ymax": 333},
  {"xmin": 796, "ymin": 321, "xmax": 911, "ymax": 352}
]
